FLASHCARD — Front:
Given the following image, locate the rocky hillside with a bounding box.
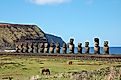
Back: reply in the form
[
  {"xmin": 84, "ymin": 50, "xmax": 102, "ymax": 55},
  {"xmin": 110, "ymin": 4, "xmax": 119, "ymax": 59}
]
[
  {"xmin": 45, "ymin": 34, "xmax": 65, "ymax": 47},
  {"xmin": 0, "ymin": 23, "xmax": 64, "ymax": 50}
]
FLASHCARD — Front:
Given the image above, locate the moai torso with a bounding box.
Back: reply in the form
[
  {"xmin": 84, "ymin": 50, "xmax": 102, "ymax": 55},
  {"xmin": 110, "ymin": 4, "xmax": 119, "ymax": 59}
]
[
  {"xmin": 44, "ymin": 43, "xmax": 49, "ymax": 53},
  {"xmin": 85, "ymin": 42, "xmax": 90, "ymax": 54},
  {"xmin": 94, "ymin": 38, "xmax": 100, "ymax": 54},
  {"xmin": 38, "ymin": 43, "xmax": 44, "ymax": 53},
  {"xmin": 49, "ymin": 43, "xmax": 55, "ymax": 53},
  {"xmin": 17, "ymin": 43, "xmax": 23, "ymax": 53},
  {"xmin": 16, "ymin": 44, "xmax": 21, "ymax": 53},
  {"xmin": 32, "ymin": 43, "xmax": 37, "ymax": 53},
  {"xmin": 55, "ymin": 42, "xmax": 60, "ymax": 53},
  {"xmin": 22, "ymin": 43, "xmax": 27, "ymax": 53},
  {"xmin": 78, "ymin": 43, "xmax": 82, "ymax": 54},
  {"xmin": 62, "ymin": 43, "xmax": 67, "ymax": 54},
  {"xmin": 103, "ymin": 41, "xmax": 109, "ymax": 54},
  {"xmin": 27, "ymin": 43, "xmax": 32, "ymax": 53},
  {"xmin": 68, "ymin": 39, "xmax": 74, "ymax": 54}
]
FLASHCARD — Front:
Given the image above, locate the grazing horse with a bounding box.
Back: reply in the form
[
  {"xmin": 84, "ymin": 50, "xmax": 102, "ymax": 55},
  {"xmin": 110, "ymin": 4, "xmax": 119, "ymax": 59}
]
[
  {"xmin": 41, "ymin": 68, "xmax": 50, "ymax": 75},
  {"xmin": 68, "ymin": 61, "xmax": 73, "ymax": 65}
]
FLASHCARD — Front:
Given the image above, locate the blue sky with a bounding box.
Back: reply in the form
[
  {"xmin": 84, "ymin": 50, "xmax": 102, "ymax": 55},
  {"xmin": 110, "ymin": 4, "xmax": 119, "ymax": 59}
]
[{"xmin": 0, "ymin": 0, "xmax": 121, "ymax": 47}]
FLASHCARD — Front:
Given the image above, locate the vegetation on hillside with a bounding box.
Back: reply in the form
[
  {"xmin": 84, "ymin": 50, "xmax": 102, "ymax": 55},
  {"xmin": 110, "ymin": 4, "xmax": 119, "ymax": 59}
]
[{"xmin": 0, "ymin": 24, "xmax": 46, "ymax": 49}]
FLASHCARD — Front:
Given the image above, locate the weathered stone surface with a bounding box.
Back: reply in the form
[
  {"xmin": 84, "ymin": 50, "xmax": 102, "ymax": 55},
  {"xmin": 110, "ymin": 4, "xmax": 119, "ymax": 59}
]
[
  {"xmin": 85, "ymin": 42, "xmax": 90, "ymax": 54},
  {"xmin": 94, "ymin": 38, "xmax": 100, "ymax": 54},
  {"xmin": 78, "ymin": 43, "xmax": 82, "ymax": 54},
  {"xmin": 62, "ymin": 43, "xmax": 67, "ymax": 54},
  {"xmin": 16, "ymin": 43, "xmax": 22, "ymax": 53},
  {"xmin": 55, "ymin": 42, "xmax": 60, "ymax": 53},
  {"xmin": 44, "ymin": 43, "xmax": 49, "ymax": 53},
  {"xmin": 68, "ymin": 39, "xmax": 75, "ymax": 54},
  {"xmin": 104, "ymin": 41, "xmax": 109, "ymax": 54},
  {"xmin": 32, "ymin": 43, "xmax": 38, "ymax": 53},
  {"xmin": 49, "ymin": 42, "xmax": 55, "ymax": 53},
  {"xmin": 22, "ymin": 43, "xmax": 27, "ymax": 53},
  {"xmin": 38, "ymin": 43, "xmax": 44, "ymax": 53},
  {"xmin": 27, "ymin": 43, "xmax": 32, "ymax": 53}
]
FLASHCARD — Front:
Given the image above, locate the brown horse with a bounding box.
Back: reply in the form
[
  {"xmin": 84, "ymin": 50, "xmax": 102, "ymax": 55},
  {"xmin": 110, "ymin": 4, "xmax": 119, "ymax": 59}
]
[
  {"xmin": 41, "ymin": 68, "xmax": 50, "ymax": 75},
  {"xmin": 68, "ymin": 61, "xmax": 73, "ymax": 65}
]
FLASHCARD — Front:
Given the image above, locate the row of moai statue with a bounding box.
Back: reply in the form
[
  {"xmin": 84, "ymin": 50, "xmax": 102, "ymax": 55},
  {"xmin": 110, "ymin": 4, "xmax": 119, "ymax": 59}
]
[
  {"xmin": 68, "ymin": 38, "xmax": 109, "ymax": 54},
  {"xmin": 16, "ymin": 43, "xmax": 49, "ymax": 53},
  {"xmin": 16, "ymin": 42, "xmax": 61, "ymax": 53},
  {"xmin": 94, "ymin": 38, "xmax": 109, "ymax": 54},
  {"xmin": 16, "ymin": 38, "xmax": 109, "ymax": 54}
]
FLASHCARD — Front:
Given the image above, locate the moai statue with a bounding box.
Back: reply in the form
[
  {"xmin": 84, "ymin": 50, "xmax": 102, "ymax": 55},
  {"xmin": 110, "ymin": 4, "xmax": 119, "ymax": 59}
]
[
  {"xmin": 62, "ymin": 43, "xmax": 67, "ymax": 54},
  {"xmin": 16, "ymin": 44, "xmax": 21, "ymax": 53},
  {"xmin": 17, "ymin": 43, "xmax": 23, "ymax": 53},
  {"xmin": 85, "ymin": 42, "xmax": 90, "ymax": 54},
  {"xmin": 68, "ymin": 38, "xmax": 75, "ymax": 54},
  {"xmin": 103, "ymin": 41, "xmax": 109, "ymax": 54},
  {"xmin": 32, "ymin": 43, "xmax": 38, "ymax": 53},
  {"xmin": 55, "ymin": 42, "xmax": 60, "ymax": 53},
  {"xmin": 38, "ymin": 43, "xmax": 44, "ymax": 53},
  {"xmin": 49, "ymin": 42, "xmax": 55, "ymax": 53},
  {"xmin": 22, "ymin": 43, "xmax": 27, "ymax": 53},
  {"xmin": 27, "ymin": 43, "xmax": 32, "ymax": 53},
  {"xmin": 78, "ymin": 43, "xmax": 82, "ymax": 54},
  {"xmin": 44, "ymin": 43, "xmax": 49, "ymax": 53},
  {"xmin": 94, "ymin": 38, "xmax": 100, "ymax": 54}
]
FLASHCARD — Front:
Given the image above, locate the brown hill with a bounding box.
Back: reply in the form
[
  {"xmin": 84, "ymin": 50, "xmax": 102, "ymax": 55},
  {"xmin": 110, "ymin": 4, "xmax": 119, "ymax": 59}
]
[
  {"xmin": 0, "ymin": 23, "xmax": 65, "ymax": 50},
  {"xmin": 0, "ymin": 23, "xmax": 47, "ymax": 49}
]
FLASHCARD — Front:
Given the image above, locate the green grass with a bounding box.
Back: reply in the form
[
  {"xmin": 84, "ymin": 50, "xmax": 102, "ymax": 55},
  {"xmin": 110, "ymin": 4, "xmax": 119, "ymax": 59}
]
[{"xmin": 0, "ymin": 56, "xmax": 121, "ymax": 80}]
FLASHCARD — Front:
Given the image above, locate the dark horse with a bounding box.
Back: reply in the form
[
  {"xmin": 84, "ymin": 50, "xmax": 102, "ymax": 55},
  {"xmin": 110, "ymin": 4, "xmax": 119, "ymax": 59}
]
[
  {"xmin": 68, "ymin": 61, "xmax": 73, "ymax": 65},
  {"xmin": 41, "ymin": 68, "xmax": 50, "ymax": 75}
]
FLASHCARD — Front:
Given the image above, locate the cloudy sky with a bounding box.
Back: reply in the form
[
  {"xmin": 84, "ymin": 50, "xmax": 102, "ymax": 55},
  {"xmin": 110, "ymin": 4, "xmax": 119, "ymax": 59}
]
[{"xmin": 0, "ymin": 0, "xmax": 121, "ymax": 47}]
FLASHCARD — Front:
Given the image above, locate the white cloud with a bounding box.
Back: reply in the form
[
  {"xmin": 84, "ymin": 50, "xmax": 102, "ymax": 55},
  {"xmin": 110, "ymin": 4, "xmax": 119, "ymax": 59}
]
[{"xmin": 31, "ymin": 0, "xmax": 71, "ymax": 5}]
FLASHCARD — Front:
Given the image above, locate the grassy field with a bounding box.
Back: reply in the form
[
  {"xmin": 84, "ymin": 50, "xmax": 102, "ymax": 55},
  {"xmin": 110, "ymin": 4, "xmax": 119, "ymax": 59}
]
[{"xmin": 0, "ymin": 55, "xmax": 121, "ymax": 80}]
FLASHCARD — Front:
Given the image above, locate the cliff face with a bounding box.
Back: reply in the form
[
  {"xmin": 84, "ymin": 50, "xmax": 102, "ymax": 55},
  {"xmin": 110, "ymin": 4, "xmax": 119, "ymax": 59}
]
[
  {"xmin": 45, "ymin": 34, "xmax": 65, "ymax": 47},
  {"xmin": 0, "ymin": 23, "xmax": 65, "ymax": 50},
  {"xmin": 0, "ymin": 23, "xmax": 47, "ymax": 49}
]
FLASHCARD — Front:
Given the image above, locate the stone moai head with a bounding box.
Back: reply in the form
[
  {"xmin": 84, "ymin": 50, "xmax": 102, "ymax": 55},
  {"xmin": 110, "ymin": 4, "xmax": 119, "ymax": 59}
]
[
  {"xmin": 56, "ymin": 42, "xmax": 60, "ymax": 53},
  {"xmin": 44, "ymin": 43, "xmax": 49, "ymax": 53},
  {"xmin": 104, "ymin": 41, "xmax": 108, "ymax": 47},
  {"xmin": 104, "ymin": 41, "xmax": 109, "ymax": 54},
  {"xmin": 50, "ymin": 42, "xmax": 55, "ymax": 53},
  {"xmin": 15, "ymin": 43, "xmax": 19, "ymax": 52},
  {"xmin": 69, "ymin": 38, "xmax": 74, "ymax": 53},
  {"xmin": 78, "ymin": 43, "xmax": 82, "ymax": 54},
  {"xmin": 62, "ymin": 43, "xmax": 67, "ymax": 54},
  {"xmin": 94, "ymin": 38, "xmax": 99, "ymax": 46},
  {"xmin": 94, "ymin": 38, "xmax": 99, "ymax": 43},
  {"xmin": 27, "ymin": 42, "xmax": 33, "ymax": 53},
  {"xmin": 85, "ymin": 42, "xmax": 90, "ymax": 54},
  {"xmin": 78, "ymin": 43, "xmax": 82, "ymax": 47},
  {"xmin": 28, "ymin": 43, "xmax": 32, "ymax": 47},
  {"xmin": 85, "ymin": 42, "xmax": 89, "ymax": 47},
  {"xmin": 22, "ymin": 43, "xmax": 27, "ymax": 53},
  {"xmin": 33, "ymin": 43, "xmax": 37, "ymax": 47},
  {"xmin": 50, "ymin": 42, "xmax": 54, "ymax": 47},
  {"xmin": 70, "ymin": 38, "xmax": 74, "ymax": 44},
  {"xmin": 44, "ymin": 43, "xmax": 49, "ymax": 48},
  {"xmin": 22, "ymin": 43, "xmax": 27, "ymax": 48},
  {"xmin": 94, "ymin": 38, "xmax": 100, "ymax": 54},
  {"xmin": 56, "ymin": 42, "xmax": 60, "ymax": 48},
  {"xmin": 63, "ymin": 43, "xmax": 67, "ymax": 48},
  {"xmin": 38, "ymin": 43, "xmax": 44, "ymax": 48},
  {"xmin": 32, "ymin": 43, "xmax": 38, "ymax": 53}
]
